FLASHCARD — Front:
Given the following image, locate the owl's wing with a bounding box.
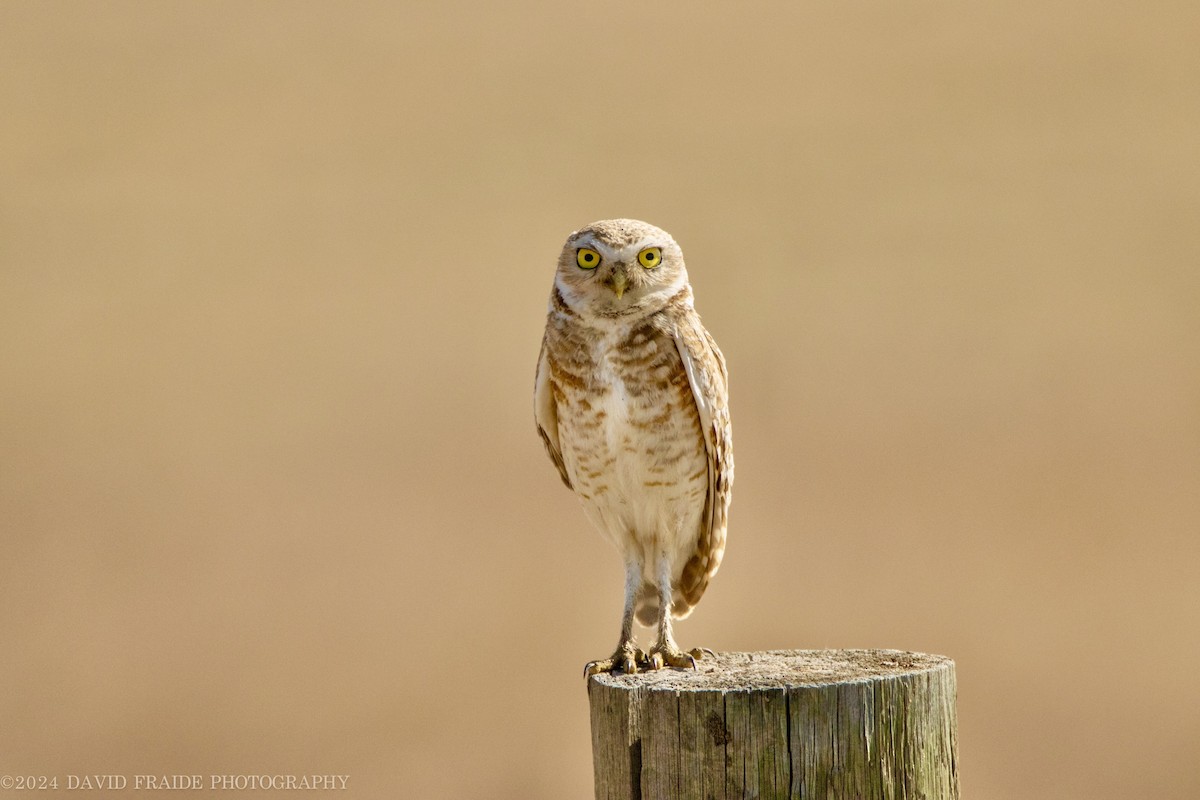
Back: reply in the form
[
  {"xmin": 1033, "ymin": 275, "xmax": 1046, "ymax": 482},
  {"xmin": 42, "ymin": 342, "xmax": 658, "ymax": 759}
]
[
  {"xmin": 534, "ymin": 337, "xmax": 573, "ymax": 490},
  {"xmin": 673, "ymin": 315, "xmax": 733, "ymax": 606}
]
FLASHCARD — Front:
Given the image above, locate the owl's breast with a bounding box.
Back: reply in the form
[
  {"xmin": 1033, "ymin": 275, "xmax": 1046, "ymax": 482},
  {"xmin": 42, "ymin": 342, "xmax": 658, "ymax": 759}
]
[{"xmin": 554, "ymin": 321, "xmax": 708, "ymax": 554}]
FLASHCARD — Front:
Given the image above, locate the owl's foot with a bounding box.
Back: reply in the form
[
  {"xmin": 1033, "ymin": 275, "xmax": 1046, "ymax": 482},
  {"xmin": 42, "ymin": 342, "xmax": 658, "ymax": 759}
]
[
  {"xmin": 647, "ymin": 645, "xmax": 713, "ymax": 671},
  {"xmin": 584, "ymin": 644, "xmax": 647, "ymax": 677}
]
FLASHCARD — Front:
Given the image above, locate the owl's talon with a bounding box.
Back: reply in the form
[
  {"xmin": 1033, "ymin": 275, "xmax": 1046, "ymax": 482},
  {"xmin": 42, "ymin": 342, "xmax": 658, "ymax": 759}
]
[
  {"xmin": 689, "ymin": 647, "xmax": 716, "ymax": 660},
  {"xmin": 647, "ymin": 645, "xmax": 699, "ymax": 670},
  {"xmin": 585, "ymin": 646, "xmax": 646, "ymax": 677},
  {"xmin": 584, "ymin": 660, "xmax": 610, "ymax": 678}
]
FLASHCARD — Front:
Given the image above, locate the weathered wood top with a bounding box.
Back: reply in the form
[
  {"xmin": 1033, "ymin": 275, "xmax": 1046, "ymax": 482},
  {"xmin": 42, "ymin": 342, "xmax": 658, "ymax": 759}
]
[{"xmin": 588, "ymin": 649, "xmax": 952, "ymax": 692}]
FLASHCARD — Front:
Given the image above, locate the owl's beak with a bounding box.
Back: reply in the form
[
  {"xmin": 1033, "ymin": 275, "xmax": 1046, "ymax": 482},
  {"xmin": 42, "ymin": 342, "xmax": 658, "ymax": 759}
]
[{"xmin": 611, "ymin": 270, "xmax": 628, "ymax": 299}]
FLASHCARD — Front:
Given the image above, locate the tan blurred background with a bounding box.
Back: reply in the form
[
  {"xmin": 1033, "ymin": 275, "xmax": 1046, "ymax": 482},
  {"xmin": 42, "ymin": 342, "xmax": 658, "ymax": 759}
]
[{"xmin": 2, "ymin": 2, "xmax": 1198, "ymax": 798}]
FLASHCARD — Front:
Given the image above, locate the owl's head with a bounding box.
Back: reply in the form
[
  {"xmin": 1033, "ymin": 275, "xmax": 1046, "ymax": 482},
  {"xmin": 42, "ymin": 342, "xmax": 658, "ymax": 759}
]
[{"xmin": 554, "ymin": 219, "xmax": 689, "ymax": 319}]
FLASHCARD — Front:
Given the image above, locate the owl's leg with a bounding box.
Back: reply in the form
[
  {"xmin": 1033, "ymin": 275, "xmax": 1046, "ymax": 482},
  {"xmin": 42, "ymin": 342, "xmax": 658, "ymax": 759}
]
[
  {"xmin": 584, "ymin": 559, "xmax": 646, "ymax": 677},
  {"xmin": 646, "ymin": 556, "xmax": 706, "ymax": 671}
]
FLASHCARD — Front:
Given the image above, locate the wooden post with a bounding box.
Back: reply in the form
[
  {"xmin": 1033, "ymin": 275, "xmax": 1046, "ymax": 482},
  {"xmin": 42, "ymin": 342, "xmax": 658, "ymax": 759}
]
[{"xmin": 587, "ymin": 649, "xmax": 958, "ymax": 800}]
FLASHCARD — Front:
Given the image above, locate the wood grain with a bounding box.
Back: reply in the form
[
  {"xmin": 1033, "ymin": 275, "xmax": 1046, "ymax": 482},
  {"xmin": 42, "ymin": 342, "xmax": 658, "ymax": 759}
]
[{"xmin": 588, "ymin": 649, "xmax": 958, "ymax": 800}]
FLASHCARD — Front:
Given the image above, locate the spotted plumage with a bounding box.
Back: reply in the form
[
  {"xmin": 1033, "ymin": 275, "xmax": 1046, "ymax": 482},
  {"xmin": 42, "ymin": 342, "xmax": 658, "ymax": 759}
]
[{"xmin": 534, "ymin": 219, "xmax": 733, "ymax": 675}]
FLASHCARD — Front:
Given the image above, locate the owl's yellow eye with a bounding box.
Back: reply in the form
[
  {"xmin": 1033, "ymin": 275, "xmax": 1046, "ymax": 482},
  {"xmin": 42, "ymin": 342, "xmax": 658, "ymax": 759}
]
[
  {"xmin": 637, "ymin": 247, "xmax": 662, "ymax": 269},
  {"xmin": 576, "ymin": 248, "xmax": 601, "ymax": 270}
]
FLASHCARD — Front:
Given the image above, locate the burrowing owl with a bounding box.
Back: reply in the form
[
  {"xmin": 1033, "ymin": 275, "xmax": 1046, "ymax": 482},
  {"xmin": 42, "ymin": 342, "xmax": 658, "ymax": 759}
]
[{"xmin": 534, "ymin": 219, "xmax": 733, "ymax": 675}]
